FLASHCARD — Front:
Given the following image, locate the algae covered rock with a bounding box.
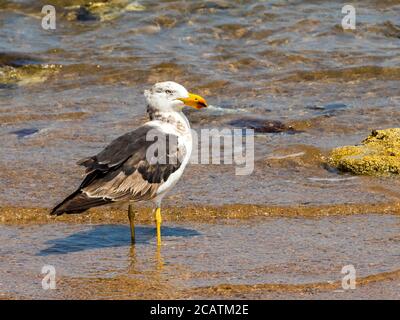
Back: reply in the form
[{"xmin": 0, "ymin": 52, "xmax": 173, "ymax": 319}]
[
  {"xmin": 0, "ymin": 52, "xmax": 61, "ymax": 87},
  {"xmin": 0, "ymin": 64, "xmax": 60, "ymax": 87},
  {"xmin": 328, "ymin": 128, "xmax": 400, "ymax": 175},
  {"xmin": 65, "ymin": 0, "xmax": 145, "ymax": 22}
]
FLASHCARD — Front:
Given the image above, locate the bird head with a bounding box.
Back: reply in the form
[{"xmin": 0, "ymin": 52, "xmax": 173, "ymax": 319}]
[{"xmin": 144, "ymin": 81, "xmax": 208, "ymax": 112}]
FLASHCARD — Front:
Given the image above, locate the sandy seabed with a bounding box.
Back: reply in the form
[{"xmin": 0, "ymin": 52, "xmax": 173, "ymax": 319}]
[{"xmin": 1, "ymin": 203, "xmax": 399, "ymax": 300}]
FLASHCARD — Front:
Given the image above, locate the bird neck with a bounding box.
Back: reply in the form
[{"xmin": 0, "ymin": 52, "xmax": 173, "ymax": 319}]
[{"xmin": 147, "ymin": 105, "xmax": 190, "ymax": 133}]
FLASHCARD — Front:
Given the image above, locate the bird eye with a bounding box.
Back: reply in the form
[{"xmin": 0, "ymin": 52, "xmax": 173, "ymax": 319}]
[{"xmin": 165, "ymin": 90, "xmax": 173, "ymax": 94}]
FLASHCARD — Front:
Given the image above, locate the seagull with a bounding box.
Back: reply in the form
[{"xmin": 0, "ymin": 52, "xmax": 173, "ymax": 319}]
[{"xmin": 51, "ymin": 81, "xmax": 208, "ymax": 245}]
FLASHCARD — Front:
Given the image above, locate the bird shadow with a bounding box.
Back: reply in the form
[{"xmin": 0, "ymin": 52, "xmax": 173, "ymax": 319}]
[{"xmin": 37, "ymin": 225, "xmax": 200, "ymax": 256}]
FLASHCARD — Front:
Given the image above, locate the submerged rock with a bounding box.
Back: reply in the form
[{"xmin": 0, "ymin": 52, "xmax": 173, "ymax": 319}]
[
  {"xmin": 0, "ymin": 52, "xmax": 41, "ymax": 68},
  {"xmin": 229, "ymin": 117, "xmax": 299, "ymax": 134},
  {"xmin": 0, "ymin": 52, "xmax": 61, "ymax": 86},
  {"xmin": 65, "ymin": 0, "xmax": 145, "ymax": 22},
  {"xmin": 0, "ymin": 64, "xmax": 60, "ymax": 86},
  {"xmin": 328, "ymin": 128, "xmax": 400, "ymax": 175}
]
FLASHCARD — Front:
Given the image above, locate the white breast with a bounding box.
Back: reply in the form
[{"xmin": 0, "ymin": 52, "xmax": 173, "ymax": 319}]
[{"xmin": 151, "ymin": 112, "xmax": 192, "ymax": 204}]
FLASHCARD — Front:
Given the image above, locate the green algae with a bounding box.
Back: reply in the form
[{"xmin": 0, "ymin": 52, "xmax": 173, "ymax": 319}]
[{"xmin": 328, "ymin": 128, "xmax": 400, "ymax": 175}]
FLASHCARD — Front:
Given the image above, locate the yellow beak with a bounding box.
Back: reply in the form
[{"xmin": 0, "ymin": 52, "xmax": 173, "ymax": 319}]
[{"xmin": 178, "ymin": 93, "xmax": 208, "ymax": 109}]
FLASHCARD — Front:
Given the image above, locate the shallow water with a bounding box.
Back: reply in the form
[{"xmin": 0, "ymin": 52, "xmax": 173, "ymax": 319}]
[
  {"xmin": 0, "ymin": 215, "xmax": 399, "ymax": 299},
  {"xmin": 0, "ymin": 0, "xmax": 400, "ymax": 207},
  {"xmin": 0, "ymin": 0, "xmax": 400, "ymax": 300}
]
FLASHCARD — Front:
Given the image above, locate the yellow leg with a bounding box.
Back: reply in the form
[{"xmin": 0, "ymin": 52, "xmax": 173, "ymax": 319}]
[
  {"xmin": 155, "ymin": 244, "xmax": 164, "ymax": 270},
  {"xmin": 128, "ymin": 203, "xmax": 135, "ymax": 243},
  {"xmin": 155, "ymin": 207, "xmax": 162, "ymax": 245}
]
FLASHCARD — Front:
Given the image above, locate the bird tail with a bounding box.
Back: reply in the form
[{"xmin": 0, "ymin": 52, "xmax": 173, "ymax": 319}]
[{"xmin": 50, "ymin": 190, "xmax": 112, "ymax": 216}]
